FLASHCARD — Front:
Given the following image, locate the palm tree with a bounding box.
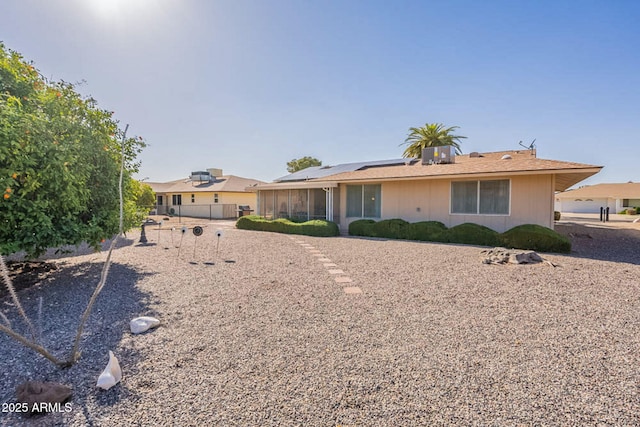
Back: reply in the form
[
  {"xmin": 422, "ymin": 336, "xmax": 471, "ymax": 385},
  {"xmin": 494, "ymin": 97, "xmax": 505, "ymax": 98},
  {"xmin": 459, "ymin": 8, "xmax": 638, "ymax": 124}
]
[{"xmin": 400, "ymin": 123, "xmax": 466, "ymax": 158}]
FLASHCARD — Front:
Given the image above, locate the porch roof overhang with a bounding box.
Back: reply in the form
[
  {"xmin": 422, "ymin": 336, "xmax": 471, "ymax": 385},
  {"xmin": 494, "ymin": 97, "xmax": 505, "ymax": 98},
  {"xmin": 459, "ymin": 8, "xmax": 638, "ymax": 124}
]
[
  {"xmin": 246, "ymin": 181, "xmax": 339, "ymax": 191},
  {"xmin": 324, "ymin": 168, "xmax": 602, "ymax": 192}
]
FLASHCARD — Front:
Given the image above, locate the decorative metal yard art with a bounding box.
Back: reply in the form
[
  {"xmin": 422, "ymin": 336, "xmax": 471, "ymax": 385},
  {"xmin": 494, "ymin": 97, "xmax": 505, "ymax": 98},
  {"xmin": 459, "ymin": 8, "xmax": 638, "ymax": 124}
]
[
  {"xmin": 192, "ymin": 226, "xmax": 204, "ymax": 261},
  {"xmin": 170, "ymin": 227, "xmax": 176, "ymax": 247},
  {"xmin": 215, "ymin": 229, "xmax": 224, "ymax": 262},
  {"xmin": 177, "ymin": 226, "xmax": 188, "ymax": 257},
  {"xmin": 204, "ymin": 228, "xmax": 223, "ymax": 265},
  {"xmin": 156, "ymin": 220, "xmax": 164, "ymax": 248}
]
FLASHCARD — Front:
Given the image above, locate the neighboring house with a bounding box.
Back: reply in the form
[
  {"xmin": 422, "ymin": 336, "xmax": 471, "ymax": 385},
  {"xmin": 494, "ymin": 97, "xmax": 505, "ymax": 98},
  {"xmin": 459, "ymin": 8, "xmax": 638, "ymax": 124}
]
[
  {"xmin": 148, "ymin": 168, "xmax": 264, "ymax": 219},
  {"xmin": 249, "ymin": 149, "xmax": 601, "ymax": 233},
  {"xmin": 555, "ymin": 182, "xmax": 640, "ymax": 213}
]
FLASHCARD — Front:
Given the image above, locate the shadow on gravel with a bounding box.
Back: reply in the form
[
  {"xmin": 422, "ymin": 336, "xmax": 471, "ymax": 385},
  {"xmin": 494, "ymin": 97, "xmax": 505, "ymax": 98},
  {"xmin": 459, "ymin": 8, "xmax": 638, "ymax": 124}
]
[
  {"xmin": 555, "ymin": 222, "xmax": 640, "ymax": 265},
  {"xmin": 0, "ymin": 261, "xmax": 158, "ymax": 425},
  {"xmin": 5, "ymin": 237, "xmax": 137, "ymax": 262}
]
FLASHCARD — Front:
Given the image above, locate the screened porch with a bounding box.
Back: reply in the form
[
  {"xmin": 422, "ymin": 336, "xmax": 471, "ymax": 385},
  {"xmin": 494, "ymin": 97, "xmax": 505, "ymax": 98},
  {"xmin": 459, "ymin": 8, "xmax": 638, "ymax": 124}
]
[{"xmin": 256, "ymin": 185, "xmax": 340, "ymax": 224}]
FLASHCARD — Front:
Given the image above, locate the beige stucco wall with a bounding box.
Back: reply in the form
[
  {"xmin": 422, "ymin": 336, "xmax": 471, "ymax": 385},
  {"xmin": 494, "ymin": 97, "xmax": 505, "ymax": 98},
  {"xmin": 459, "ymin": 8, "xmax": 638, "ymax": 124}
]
[
  {"xmin": 161, "ymin": 191, "xmax": 256, "ymax": 207},
  {"xmin": 339, "ymin": 174, "xmax": 554, "ymax": 233},
  {"xmin": 157, "ymin": 191, "xmax": 257, "ymax": 218}
]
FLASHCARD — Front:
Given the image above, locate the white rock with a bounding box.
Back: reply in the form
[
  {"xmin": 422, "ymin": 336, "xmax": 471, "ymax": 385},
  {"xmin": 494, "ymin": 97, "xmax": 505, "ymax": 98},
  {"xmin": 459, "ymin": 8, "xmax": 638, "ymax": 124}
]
[
  {"xmin": 129, "ymin": 316, "xmax": 161, "ymax": 334},
  {"xmin": 96, "ymin": 351, "xmax": 122, "ymax": 390}
]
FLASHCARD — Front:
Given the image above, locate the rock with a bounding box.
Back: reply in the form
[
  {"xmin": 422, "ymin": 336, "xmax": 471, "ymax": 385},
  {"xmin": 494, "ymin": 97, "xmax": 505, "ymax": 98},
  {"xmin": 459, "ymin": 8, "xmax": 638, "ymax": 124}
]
[
  {"xmin": 16, "ymin": 381, "xmax": 72, "ymax": 412},
  {"xmin": 130, "ymin": 316, "xmax": 161, "ymax": 334},
  {"xmin": 97, "ymin": 351, "xmax": 122, "ymax": 390},
  {"xmin": 482, "ymin": 247, "xmax": 545, "ymax": 265},
  {"xmin": 509, "ymin": 251, "xmax": 544, "ymax": 264}
]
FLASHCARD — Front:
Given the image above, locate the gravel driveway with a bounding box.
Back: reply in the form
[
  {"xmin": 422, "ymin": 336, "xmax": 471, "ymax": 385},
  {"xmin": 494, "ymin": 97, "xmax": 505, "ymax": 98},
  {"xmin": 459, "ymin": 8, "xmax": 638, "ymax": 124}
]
[{"xmin": 1, "ymin": 220, "xmax": 639, "ymax": 426}]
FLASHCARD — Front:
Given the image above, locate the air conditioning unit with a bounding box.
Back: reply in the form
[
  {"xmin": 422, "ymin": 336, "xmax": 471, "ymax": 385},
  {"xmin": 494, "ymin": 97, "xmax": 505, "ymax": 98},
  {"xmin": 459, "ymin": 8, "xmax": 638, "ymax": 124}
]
[
  {"xmin": 421, "ymin": 146, "xmax": 456, "ymax": 165},
  {"xmin": 190, "ymin": 171, "xmax": 212, "ymax": 182}
]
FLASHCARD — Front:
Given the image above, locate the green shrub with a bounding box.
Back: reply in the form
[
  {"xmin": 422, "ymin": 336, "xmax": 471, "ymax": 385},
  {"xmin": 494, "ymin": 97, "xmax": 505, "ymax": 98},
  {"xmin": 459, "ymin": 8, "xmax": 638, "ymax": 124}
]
[
  {"xmin": 501, "ymin": 224, "xmax": 571, "ymax": 253},
  {"xmin": 405, "ymin": 221, "xmax": 448, "ymax": 242},
  {"xmin": 347, "ymin": 219, "xmax": 571, "ymax": 252},
  {"xmin": 627, "ymin": 208, "xmax": 637, "ymax": 215},
  {"xmin": 348, "ymin": 219, "xmax": 376, "ymax": 236},
  {"xmin": 554, "ymin": 211, "xmax": 561, "ymax": 221},
  {"xmin": 371, "ymin": 218, "xmax": 410, "ymax": 238},
  {"xmin": 446, "ymin": 223, "xmax": 501, "ymax": 246},
  {"xmin": 236, "ymin": 216, "xmax": 339, "ymax": 237}
]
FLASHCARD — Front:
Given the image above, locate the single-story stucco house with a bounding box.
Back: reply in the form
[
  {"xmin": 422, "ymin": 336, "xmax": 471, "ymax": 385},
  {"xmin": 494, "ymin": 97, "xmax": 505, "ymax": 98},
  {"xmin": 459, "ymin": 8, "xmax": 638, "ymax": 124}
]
[
  {"xmin": 249, "ymin": 149, "xmax": 602, "ymax": 233},
  {"xmin": 148, "ymin": 168, "xmax": 264, "ymax": 219},
  {"xmin": 555, "ymin": 182, "xmax": 640, "ymax": 213}
]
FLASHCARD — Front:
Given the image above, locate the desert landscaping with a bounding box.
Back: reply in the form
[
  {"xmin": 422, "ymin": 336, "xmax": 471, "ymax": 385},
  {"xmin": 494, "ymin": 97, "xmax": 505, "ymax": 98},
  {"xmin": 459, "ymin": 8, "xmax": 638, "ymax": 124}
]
[{"xmin": 1, "ymin": 216, "xmax": 639, "ymax": 426}]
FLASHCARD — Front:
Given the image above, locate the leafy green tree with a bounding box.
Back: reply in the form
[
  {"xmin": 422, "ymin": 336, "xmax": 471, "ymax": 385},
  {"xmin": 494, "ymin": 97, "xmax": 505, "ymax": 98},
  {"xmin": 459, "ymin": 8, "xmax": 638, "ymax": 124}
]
[
  {"xmin": 287, "ymin": 156, "xmax": 322, "ymax": 173},
  {"xmin": 400, "ymin": 123, "xmax": 466, "ymax": 158},
  {"xmin": 0, "ymin": 42, "xmax": 146, "ymax": 257},
  {"xmin": 124, "ymin": 180, "xmax": 155, "ymax": 228},
  {"xmin": 136, "ymin": 182, "xmax": 156, "ymax": 212}
]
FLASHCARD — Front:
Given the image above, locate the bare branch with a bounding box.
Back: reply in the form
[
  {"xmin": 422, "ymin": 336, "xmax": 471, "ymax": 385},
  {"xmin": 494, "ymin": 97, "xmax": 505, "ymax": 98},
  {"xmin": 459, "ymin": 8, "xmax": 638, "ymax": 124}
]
[
  {"xmin": 0, "ymin": 255, "xmax": 38, "ymax": 342},
  {"xmin": 0, "ymin": 323, "xmax": 66, "ymax": 367},
  {"xmin": 0, "ymin": 310, "xmax": 11, "ymax": 328}
]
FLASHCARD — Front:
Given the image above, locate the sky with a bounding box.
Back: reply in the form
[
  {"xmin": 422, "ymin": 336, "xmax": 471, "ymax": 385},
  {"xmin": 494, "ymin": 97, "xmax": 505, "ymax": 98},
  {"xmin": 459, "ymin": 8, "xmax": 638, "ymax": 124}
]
[{"xmin": 1, "ymin": 0, "xmax": 638, "ymax": 187}]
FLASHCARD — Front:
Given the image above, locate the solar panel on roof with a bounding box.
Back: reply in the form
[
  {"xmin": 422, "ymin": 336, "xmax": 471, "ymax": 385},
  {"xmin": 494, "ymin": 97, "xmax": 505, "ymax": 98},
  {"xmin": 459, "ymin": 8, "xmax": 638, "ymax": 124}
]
[{"xmin": 274, "ymin": 158, "xmax": 414, "ymax": 182}]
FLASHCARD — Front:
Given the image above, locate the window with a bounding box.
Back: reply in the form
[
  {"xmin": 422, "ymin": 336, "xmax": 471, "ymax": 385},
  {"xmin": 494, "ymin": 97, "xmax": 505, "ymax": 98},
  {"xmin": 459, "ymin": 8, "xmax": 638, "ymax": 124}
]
[
  {"xmin": 172, "ymin": 194, "xmax": 182, "ymax": 205},
  {"xmin": 191, "ymin": 194, "xmax": 195, "ymax": 203},
  {"xmin": 157, "ymin": 195, "xmax": 163, "ymax": 206},
  {"xmin": 451, "ymin": 180, "xmax": 509, "ymax": 215},
  {"xmin": 347, "ymin": 184, "xmax": 381, "ymax": 218},
  {"xmin": 451, "ymin": 181, "xmax": 477, "ymax": 214},
  {"xmin": 214, "ymin": 193, "xmax": 219, "ymax": 203}
]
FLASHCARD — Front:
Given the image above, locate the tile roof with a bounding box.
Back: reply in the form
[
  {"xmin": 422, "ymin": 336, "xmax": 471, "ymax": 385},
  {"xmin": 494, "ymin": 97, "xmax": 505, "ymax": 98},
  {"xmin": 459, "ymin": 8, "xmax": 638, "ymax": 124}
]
[
  {"xmin": 556, "ymin": 182, "xmax": 640, "ymax": 199},
  {"xmin": 148, "ymin": 175, "xmax": 264, "ymax": 194}
]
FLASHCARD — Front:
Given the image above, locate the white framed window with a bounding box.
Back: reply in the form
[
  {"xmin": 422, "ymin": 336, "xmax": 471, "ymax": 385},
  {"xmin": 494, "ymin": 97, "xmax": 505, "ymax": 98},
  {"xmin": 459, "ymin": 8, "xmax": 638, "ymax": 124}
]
[
  {"xmin": 347, "ymin": 184, "xmax": 381, "ymax": 218},
  {"xmin": 214, "ymin": 193, "xmax": 219, "ymax": 203},
  {"xmin": 191, "ymin": 194, "xmax": 195, "ymax": 203},
  {"xmin": 172, "ymin": 194, "xmax": 182, "ymax": 205},
  {"xmin": 451, "ymin": 179, "xmax": 510, "ymax": 215}
]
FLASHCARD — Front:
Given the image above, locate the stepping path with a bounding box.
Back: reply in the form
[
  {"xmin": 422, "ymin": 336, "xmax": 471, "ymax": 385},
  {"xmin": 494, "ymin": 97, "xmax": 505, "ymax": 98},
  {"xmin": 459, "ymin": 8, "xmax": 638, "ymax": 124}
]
[{"xmin": 287, "ymin": 236, "xmax": 362, "ymax": 295}]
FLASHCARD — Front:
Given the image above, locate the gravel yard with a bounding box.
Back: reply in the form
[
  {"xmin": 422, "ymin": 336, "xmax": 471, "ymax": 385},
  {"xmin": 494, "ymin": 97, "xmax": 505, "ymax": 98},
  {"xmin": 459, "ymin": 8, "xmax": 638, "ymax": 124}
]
[{"xmin": 1, "ymin": 219, "xmax": 639, "ymax": 426}]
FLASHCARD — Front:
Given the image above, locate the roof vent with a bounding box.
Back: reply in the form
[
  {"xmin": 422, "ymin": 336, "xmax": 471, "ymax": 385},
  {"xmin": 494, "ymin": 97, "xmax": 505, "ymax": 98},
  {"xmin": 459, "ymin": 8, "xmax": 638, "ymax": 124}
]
[
  {"xmin": 501, "ymin": 154, "xmax": 512, "ymax": 160},
  {"xmin": 469, "ymin": 152, "xmax": 481, "ymax": 158}
]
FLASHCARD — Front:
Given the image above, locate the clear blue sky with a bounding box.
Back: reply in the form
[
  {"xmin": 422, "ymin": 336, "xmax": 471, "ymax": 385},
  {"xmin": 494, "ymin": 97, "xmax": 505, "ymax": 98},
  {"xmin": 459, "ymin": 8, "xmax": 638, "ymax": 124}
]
[{"xmin": 2, "ymin": 0, "xmax": 638, "ymax": 186}]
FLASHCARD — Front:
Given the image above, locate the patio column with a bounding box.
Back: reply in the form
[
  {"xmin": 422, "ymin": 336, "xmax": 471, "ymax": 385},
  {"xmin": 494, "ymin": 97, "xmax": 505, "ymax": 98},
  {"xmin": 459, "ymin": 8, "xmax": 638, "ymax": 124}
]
[{"xmin": 323, "ymin": 187, "xmax": 333, "ymax": 221}]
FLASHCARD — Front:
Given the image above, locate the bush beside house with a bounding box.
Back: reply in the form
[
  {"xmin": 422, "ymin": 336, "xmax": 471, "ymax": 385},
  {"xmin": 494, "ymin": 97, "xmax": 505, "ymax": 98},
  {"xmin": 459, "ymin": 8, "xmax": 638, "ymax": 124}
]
[
  {"xmin": 501, "ymin": 224, "xmax": 571, "ymax": 253},
  {"xmin": 236, "ymin": 215, "xmax": 339, "ymax": 237},
  {"xmin": 349, "ymin": 218, "xmax": 571, "ymax": 253}
]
